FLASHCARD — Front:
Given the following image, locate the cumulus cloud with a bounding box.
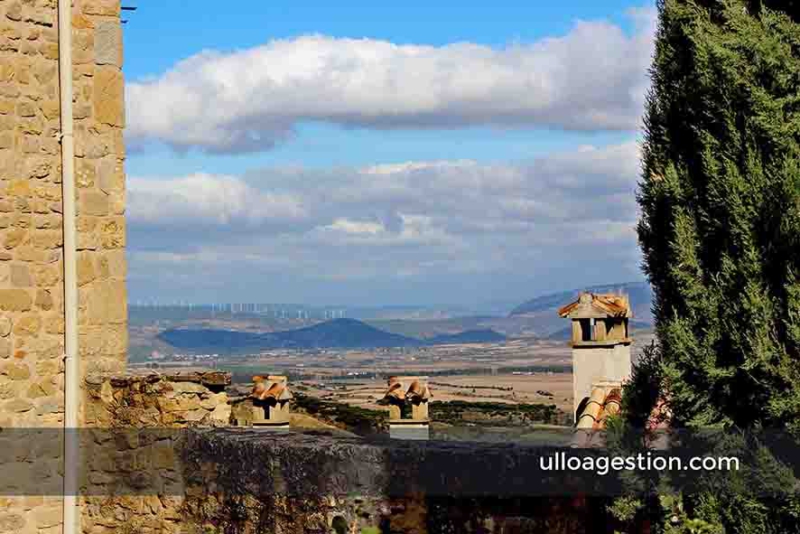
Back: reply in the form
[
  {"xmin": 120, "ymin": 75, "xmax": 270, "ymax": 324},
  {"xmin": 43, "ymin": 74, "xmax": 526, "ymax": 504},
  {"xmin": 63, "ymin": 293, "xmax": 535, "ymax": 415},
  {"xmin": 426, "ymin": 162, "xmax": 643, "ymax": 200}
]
[
  {"xmin": 127, "ymin": 141, "xmax": 643, "ymax": 303},
  {"xmin": 126, "ymin": 9, "xmax": 656, "ymax": 153},
  {"xmin": 128, "ymin": 173, "xmax": 305, "ymax": 226}
]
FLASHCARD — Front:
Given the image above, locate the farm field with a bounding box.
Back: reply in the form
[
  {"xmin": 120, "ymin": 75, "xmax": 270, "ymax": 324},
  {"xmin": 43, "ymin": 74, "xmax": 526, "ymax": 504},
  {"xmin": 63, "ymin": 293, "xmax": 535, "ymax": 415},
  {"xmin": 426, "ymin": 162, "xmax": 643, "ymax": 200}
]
[{"xmin": 299, "ymin": 372, "xmax": 574, "ymax": 415}]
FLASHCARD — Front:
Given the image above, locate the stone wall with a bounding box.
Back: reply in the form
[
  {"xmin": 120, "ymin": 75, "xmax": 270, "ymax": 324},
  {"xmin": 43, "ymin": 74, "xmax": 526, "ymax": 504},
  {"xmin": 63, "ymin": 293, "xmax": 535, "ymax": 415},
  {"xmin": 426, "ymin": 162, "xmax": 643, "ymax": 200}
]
[
  {"xmin": 74, "ymin": 371, "xmax": 617, "ymax": 534},
  {"xmin": 0, "ymin": 1, "xmax": 126, "ymax": 531},
  {"xmin": 572, "ymin": 343, "xmax": 631, "ymax": 418},
  {"xmin": 0, "ymin": 0, "xmax": 127, "ymax": 424},
  {"xmin": 72, "ymin": 0, "xmax": 128, "ymax": 384},
  {"xmin": 81, "ymin": 371, "xmax": 231, "ymax": 534},
  {"xmin": 178, "ymin": 431, "xmax": 612, "ymax": 534},
  {"xmin": 84, "ymin": 371, "xmax": 232, "ymax": 428}
]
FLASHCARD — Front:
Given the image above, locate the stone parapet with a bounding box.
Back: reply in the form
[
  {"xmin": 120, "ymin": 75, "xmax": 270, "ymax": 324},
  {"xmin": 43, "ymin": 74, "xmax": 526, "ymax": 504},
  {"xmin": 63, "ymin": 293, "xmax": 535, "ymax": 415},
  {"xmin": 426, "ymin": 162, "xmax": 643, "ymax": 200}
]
[
  {"xmin": 177, "ymin": 430, "xmax": 611, "ymax": 534},
  {"xmin": 80, "ymin": 370, "xmax": 232, "ymax": 533},
  {"xmin": 84, "ymin": 370, "xmax": 232, "ymax": 428}
]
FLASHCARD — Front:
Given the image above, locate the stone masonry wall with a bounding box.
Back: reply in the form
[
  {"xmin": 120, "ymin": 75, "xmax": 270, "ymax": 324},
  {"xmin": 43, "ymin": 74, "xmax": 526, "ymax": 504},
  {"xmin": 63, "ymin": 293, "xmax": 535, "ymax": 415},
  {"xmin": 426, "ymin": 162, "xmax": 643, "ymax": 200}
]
[
  {"xmin": 81, "ymin": 371, "xmax": 231, "ymax": 534},
  {"xmin": 0, "ymin": 0, "xmax": 127, "ymax": 425},
  {"xmin": 0, "ymin": 0, "xmax": 126, "ymax": 532},
  {"xmin": 77, "ymin": 372, "xmax": 608, "ymax": 534}
]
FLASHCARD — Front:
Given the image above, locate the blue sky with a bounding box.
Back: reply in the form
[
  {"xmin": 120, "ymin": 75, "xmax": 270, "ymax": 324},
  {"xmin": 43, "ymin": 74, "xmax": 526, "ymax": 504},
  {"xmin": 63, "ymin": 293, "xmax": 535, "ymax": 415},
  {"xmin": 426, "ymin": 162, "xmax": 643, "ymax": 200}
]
[
  {"xmin": 123, "ymin": 1, "xmax": 645, "ymax": 78},
  {"xmin": 122, "ymin": 1, "xmax": 656, "ymax": 309}
]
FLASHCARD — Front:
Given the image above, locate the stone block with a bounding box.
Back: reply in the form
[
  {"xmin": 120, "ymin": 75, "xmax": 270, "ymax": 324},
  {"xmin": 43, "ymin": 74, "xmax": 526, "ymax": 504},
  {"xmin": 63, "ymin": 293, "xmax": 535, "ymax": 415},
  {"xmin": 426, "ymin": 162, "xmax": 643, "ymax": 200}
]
[
  {"xmin": 0, "ymin": 289, "xmax": 32, "ymax": 311},
  {"xmin": 95, "ymin": 21, "xmax": 121, "ymax": 67},
  {"xmin": 93, "ymin": 67, "xmax": 124, "ymax": 127},
  {"xmin": 0, "ymin": 513, "xmax": 25, "ymax": 532},
  {"xmin": 44, "ymin": 314, "xmax": 64, "ymax": 335},
  {"xmin": 169, "ymin": 382, "xmax": 207, "ymax": 395},
  {"xmin": 17, "ymin": 101, "xmax": 35, "ymax": 117},
  {"xmin": 3, "ymin": 228, "xmax": 27, "ymax": 248},
  {"xmin": 10, "ymin": 263, "xmax": 31, "ymax": 286},
  {"xmin": 33, "ymin": 184, "xmax": 61, "ymax": 202},
  {"xmin": 35, "ymin": 289, "xmax": 53, "ymax": 311},
  {"xmin": 33, "ymin": 506, "xmax": 62, "ymax": 529},
  {"xmin": 82, "ymin": 0, "xmax": 121, "ymax": 16},
  {"xmin": 27, "ymin": 159, "xmax": 53, "ymax": 180},
  {"xmin": 35, "ymin": 397, "xmax": 62, "ymax": 415},
  {"xmin": 77, "ymin": 253, "xmax": 96, "ymax": 286},
  {"xmin": 34, "ymin": 215, "xmax": 61, "ymax": 230},
  {"xmin": 100, "ymin": 217, "xmax": 125, "ymax": 249},
  {"xmin": 15, "ymin": 245, "xmax": 47, "ymax": 262},
  {"xmin": 209, "ymin": 403, "xmax": 232, "ymax": 425},
  {"xmin": 103, "ymin": 250, "xmax": 126, "ymax": 277},
  {"xmin": 80, "ymin": 191, "xmax": 108, "ymax": 216},
  {"xmin": 13, "ymin": 314, "xmax": 40, "ymax": 336},
  {"xmin": 35, "ymin": 359, "xmax": 59, "ymax": 377},
  {"xmin": 98, "ymin": 158, "xmax": 124, "ymax": 193},
  {"xmin": 72, "ymin": 30, "xmax": 94, "ymax": 65},
  {"xmin": 31, "ymin": 265, "xmax": 60, "ymax": 286},
  {"xmin": 32, "ymin": 230, "xmax": 62, "ymax": 249},
  {"xmin": 12, "ymin": 214, "xmax": 31, "ymax": 229},
  {"xmin": 109, "ymin": 190, "xmax": 125, "ymax": 215},
  {"xmin": 5, "ymin": 398, "xmax": 32, "ymax": 412},
  {"xmin": 40, "ymin": 42, "xmax": 59, "ymax": 60},
  {"xmin": 26, "ymin": 382, "xmax": 47, "ymax": 399},
  {"xmin": 79, "ymin": 280, "xmax": 126, "ymax": 325},
  {"xmin": 77, "ymin": 159, "xmax": 96, "ymax": 188},
  {"xmin": 40, "ymin": 100, "xmax": 59, "ymax": 120},
  {"xmin": 6, "ymin": 179, "xmax": 29, "ymax": 197}
]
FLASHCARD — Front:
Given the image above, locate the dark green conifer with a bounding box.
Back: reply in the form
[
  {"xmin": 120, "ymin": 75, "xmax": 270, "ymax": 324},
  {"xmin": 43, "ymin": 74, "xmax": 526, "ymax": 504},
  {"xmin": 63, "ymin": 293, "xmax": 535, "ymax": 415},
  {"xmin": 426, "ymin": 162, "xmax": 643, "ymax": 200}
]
[{"xmin": 638, "ymin": 0, "xmax": 800, "ymax": 430}]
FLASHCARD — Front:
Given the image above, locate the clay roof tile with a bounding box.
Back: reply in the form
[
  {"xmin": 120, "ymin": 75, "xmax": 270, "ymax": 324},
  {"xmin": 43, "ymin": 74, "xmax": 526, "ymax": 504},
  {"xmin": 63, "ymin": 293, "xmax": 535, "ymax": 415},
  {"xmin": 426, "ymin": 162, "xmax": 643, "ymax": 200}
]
[{"xmin": 558, "ymin": 292, "xmax": 632, "ymax": 319}]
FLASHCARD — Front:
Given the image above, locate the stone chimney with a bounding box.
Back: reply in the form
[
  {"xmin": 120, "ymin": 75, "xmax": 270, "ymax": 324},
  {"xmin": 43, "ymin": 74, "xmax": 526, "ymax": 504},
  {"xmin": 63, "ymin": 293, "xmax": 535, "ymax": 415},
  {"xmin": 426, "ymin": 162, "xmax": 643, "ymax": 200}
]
[{"xmin": 558, "ymin": 292, "xmax": 633, "ymax": 420}]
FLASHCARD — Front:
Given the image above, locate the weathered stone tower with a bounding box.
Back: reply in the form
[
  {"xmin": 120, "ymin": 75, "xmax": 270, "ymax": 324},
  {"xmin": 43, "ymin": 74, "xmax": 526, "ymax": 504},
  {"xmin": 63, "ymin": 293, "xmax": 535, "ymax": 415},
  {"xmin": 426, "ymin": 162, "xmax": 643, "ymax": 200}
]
[{"xmin": 558, "ymin": 292, "xmax": 632, "ymax": 420}]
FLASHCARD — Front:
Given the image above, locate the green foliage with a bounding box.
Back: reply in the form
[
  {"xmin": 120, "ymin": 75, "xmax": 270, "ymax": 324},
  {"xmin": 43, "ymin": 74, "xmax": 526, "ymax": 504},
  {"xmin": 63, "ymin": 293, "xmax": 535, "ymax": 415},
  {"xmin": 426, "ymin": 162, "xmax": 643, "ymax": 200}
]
[
  {"xmin": 429, "ymin": 400, "xmax": 562, "ymax": 425},
  {"xmin": 621, "ymin": 342, "xmax": 665, "ymax": 429},
  {"xmin": 609, "ymin": 495, "xmax": 643, "ymax": 527},
  {"xmin": 627, "ymin": 1, "xmax": 800, "ymax": 531},
  {"xmin": 638, "ymin": 0, "xmax": 800, "ymax": 430},
  {"xmin": 293, "ymin": 392, "xmax": 387, "ymax": 434},
  {"xmin": 659, "ymin": 494, "xmax": 725, "ymax": 534}
]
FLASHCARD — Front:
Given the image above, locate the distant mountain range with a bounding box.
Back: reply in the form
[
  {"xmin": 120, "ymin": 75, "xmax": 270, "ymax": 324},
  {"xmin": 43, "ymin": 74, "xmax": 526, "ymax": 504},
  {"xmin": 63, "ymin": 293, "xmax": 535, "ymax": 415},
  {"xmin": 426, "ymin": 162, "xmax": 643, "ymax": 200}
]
[
  {"xmin": 510, "ymin": 281, "xmax": 652, "ymax": 317},
  {"xmin": 151, "ymin": 282, "xmax": 654, "ymax": 353},
  {"xmin": 158, "ymin": 318, "xmax": 507, "ymax": 353}
]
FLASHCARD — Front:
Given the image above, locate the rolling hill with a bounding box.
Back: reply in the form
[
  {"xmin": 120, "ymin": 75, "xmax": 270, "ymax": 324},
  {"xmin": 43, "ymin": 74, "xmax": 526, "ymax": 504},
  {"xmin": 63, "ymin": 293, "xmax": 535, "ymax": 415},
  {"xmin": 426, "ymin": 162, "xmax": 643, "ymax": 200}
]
[
  {"xmin": 158, "ymin": 318, "xmax": 507, "ymax": 353},
  {"xmin": 427, "ymin": 329, "xmax": 507, "ymax": 345}
]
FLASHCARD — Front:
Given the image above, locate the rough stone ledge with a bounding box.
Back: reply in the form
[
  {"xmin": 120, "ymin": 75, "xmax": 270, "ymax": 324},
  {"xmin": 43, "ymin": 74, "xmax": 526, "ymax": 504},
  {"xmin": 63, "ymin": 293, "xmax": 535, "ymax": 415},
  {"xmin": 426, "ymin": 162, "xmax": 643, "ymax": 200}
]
[
  {"xmin": 184, "ymin": 428, "xmax": 623, "ymax": 498},
  {"xmin": 86, "ymin": 368, "xmax": 231, "ymax": 388}
]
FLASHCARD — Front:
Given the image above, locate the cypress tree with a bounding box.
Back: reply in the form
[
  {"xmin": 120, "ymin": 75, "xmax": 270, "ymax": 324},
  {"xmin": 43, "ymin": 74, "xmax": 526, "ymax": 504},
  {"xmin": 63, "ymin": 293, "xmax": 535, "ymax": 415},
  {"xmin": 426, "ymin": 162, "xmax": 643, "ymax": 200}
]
[{"xmin": 637, "ymin": 0, "xmax": 800, "ymax": 430}]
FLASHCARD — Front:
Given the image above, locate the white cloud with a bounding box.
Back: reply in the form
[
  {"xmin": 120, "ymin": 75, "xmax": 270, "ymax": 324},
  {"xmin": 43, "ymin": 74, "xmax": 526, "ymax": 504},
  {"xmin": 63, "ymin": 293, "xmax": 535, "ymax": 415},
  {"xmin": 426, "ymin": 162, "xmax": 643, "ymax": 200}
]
[
  {"xmin": 324, "ymin": 218, "xmax": 385, "ymax": 236},
  {"xmin": 126, "ymin": 9, "xmax": 656, "ymax": 153},
  {"xmin": 128, "ymin": 173, "xmax": 306, "ymax": 226},
  {"xmin": 127, "ymin": 141, "xmax": 643, "ymax": 296}
]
